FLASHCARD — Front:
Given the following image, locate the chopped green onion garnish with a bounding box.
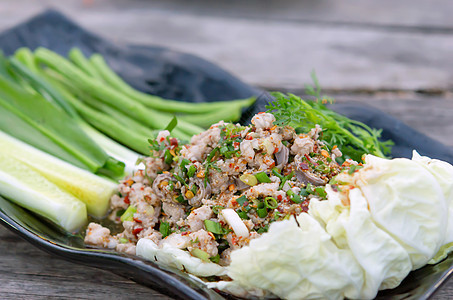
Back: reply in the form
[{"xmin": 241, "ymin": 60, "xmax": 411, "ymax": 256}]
[
  {"xmin": 257, "ymin": 224, "xmax": 269, "ymax": 233},
  {"xmin": 173, "ymin": 174, "xmax": 187, "ymax": 187},
  {"xmin": 264, "ymin": 196, "xmax": 278, "ymax": 209},
  {"xmin": 190, "ymin": 248, "xmax": 210, "ymax": 262},
  {"xmin": 187, "ymin": 165, "xmax": 197, "ymax": 177},
  {"xmin": 159, "ymin": 221, "xmax": 172, "ymax": 238},
  {"xmin": 120, "ymin": 205, "xmax": 136, "ymax": 222},
  {"xmin": 255, "ymin": 172, "xmax": 272, "ymax": 183},
  {"xmin": 119, "ymin": 237, "xmax": 129, "ymax": 244},
  {"xmin": 237, "ymin": 210, "xmax": 249, "ymax": 219},
  {"xmin": 306, "ymin": 183, "xmax": 314, "ymax": 194},
  {"xmin": 175, "ymin": 194, "xmax": 187, "ymax": 204},
  {"xmin": 168, "ymin": 181, "xmax": 174, "ymax": 191},
  {"xmin": 315, "ymin": 187, "xmax": 327, "ymax": 198},
  {"xmin": 164, "ymin": 116, "xmax": 178, "ymax": 132},
  {"xmin": 279, "ymin": 170, "xmax": 295, "ymax": 190},
  {"xmin": 191, "ymin": 185, "xmax": 198, "ymax": 194},
  {"xmin": 257, "ymin": 207, "xmax": 268, "ymax": 218},
  {"xmin": 220, "ymin": 146, "xmax": 229, "ymax": 155},
  {"xmin": 210, "ymin": 254, "xmax": 220, "ymax": 263},
  {"xmin": 287, "ymin": 190, "xmax": 302, "ymax": 204},
  {"xmin": 204, "ymin": 220, "xmax": 225, "ymax": 235},
  {"xmin": 212, "ymin": 205, "xmax": 224, "ymax": 214},
  {"xmin": 348, "ymin": 164, "xmax": 363, "ymax": 174},
  {"xmin": 236, "ymin": 195, "xmax": 247, "ymax": 206},
  {"xmin": 180, "ymin": 158, "xmax": 191, "ymax": 172},
  {"xmin": 164, "ymin": 149, "xmax": 173, "ymax": 164},
  {"xmin": 271, "ymin": 168, "xmax": 284, "ymax": 180},
  {"xmin": 206, "ymin": 147, "xmax": 219, "ymax": 162}
]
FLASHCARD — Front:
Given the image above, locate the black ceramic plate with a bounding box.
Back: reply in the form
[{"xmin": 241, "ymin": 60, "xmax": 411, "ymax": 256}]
[{"xmin": 1, "ymin": 10, "xmax": 453, "ymax": 300}]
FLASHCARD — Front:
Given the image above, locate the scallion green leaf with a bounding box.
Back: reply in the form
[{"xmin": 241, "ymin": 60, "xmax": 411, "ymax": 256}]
[
  {"xmin": 204, "ymin": 220, "xmax": 225, "ymax": 235},
  {"xmin": 264, "ymin": 196, "xmax": 278, "ymax": 209},
  {"xmin": 236, "ymin": 195, "xmax": 247, "ymax": 206},
  {"xmin": 255, "ymin": 172, "xmax": 272, "ymax": 183},
  {"xmin": 120, "ymin": 205, "xmax": 137, "ymax": 222},
  {"xmin": 159, "ymin": 221, "xmax": 172, "ymax": 238}
]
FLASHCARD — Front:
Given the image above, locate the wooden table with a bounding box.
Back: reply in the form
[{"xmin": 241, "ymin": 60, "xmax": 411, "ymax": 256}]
[{"xmin": 1, "ymin": 0, "xmax": 453, "ymax": 298}]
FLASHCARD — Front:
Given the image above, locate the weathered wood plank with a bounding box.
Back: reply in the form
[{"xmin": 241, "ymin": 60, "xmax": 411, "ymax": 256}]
[
  {"xmin": 3, "ymin": 0, "xmax": 453, "ymax": 29},
  {"xmin": 0, "ymin": 226, "xmax": 170, "ymax": 299},
  {"xmin": 0, "ymin": 1, "xmax": 452, "ymax": 91},
  {"xmin": 331, "ymin": 93, "xmax": 453, "ymax": 148}
]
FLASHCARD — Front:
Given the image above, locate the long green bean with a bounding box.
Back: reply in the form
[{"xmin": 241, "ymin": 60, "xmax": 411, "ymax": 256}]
[
  {"xmin": 34, "ymin": 48, "xmax": 202, "ymax": 138},
  {"xmin": 68, "ymin": 48, "xmax": 103, "ymax": 81},
  {"xmin": 89, "ymin": 53, "xmax": 255, "ymax": 115}
]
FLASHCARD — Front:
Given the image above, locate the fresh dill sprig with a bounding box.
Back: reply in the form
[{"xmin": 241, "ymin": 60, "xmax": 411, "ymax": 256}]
[{"xmin": 266, "ymin": 72, "xmax": 393, "ymax": 162}]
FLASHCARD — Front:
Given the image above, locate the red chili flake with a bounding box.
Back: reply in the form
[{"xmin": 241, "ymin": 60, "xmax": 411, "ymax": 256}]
[
  {"xmin": 299, "ymin": 162, "xmax": 310, "ymax": 171},
  {"xmin": 258, "ymin": 112, "xmax": 265, "ymax": 114},
  {"xmin": 124, "ymin": 195, "xmax": 130, "ymax": 204},
  {"xmin": 229, "ymin": 163, "xmax": 234, "ymax": 168},
  {"xmin": 245, "ymin": 135, "xmax": 252, "ymax": 140},
  {"xmin": 181, "ymin": 231, "xmax": 190, "ymax": 236},
  {"xmin": 269, "ymin": 162, "xmax": 275, "ymax": 168},
  {"xmin": 133, "ymin": 217, "xmax": 142, "ymax": 223},
  {"xmin": 231, "ymin": 134, "xmax": 240, "ymax": 139},
  {"xmin": 273, "ymin": 147, "xmax": 279, "ymax": 154},
  {"xmin": 170, "ymin": 138, "xmax": 178, "ymax": 147},
  {"xmin": 233, "ymin": 142, "xmax": 240, "ymax": 147},
  {"xmin": 132, "ymin": 228, "xmax": 144, "ymax": 236},
  {"xmin": 159, "ymin": 137, "xmax": 165, "ymax": 142},
  {"xmin": 277, "ymin": 195, "xmax": 283, "ymax": 201}
]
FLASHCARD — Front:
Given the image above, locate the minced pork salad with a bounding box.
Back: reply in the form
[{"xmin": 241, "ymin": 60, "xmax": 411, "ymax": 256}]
[
  {"xmin": 84, "ymin": 112, "xmax": 453, "ymax": 299},
  {"xmin": 85, "ymin": 112, "xmax": 344, "ymax": 260}
]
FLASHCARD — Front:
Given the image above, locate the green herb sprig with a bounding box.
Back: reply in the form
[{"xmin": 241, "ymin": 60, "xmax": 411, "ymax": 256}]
[{"xmin": 266, "ymin": 72, "xmax": 393, "ymax": 162}]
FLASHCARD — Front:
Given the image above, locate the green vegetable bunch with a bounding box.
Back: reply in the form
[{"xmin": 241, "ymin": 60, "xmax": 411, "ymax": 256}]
[{"xmin": 266, "ymin": 73, "xmax": 393, "ymax": 162}]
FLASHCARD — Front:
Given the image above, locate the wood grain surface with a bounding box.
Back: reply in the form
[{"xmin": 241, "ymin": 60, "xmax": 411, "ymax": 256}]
[{"xmin": 0, "ymin": 0, "xmax": 453, "ymax": 299}]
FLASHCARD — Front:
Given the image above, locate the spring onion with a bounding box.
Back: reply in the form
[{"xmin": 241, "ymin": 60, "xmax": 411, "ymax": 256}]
[
  {"xmin": 0, "ymin": 153, "xmax": 87, "ymax": 232},
  {"xmin": 287, "ymin": 190, "xmax": 302, "ymax": 204},
  {"xmin": 120, "ymin": 205, "xmax": 137, "ymax": 222},
  {"xmin": 235, "ymin": 195, "xmax": 248, "ymax": 206},
  {"xmin": 190, "ymin": 248, "xmax": 211, "ymax": 262},
  {"xmin": 0, "ymin": 131, "xmax": 116, "ymax": 217},
  {"xmin": 264, "ymin": 197, "xmax": 279, "ymax": 209},
  {"xmin": 255, "ymin": 172, "xmax": 272, "ymax": 183},
  {"xmin": 159, "ymin": 221, "xmax": 172, "ymax": 238},
  {"xmin": 204, "ymin": 220, "xmax": 226, "ymax": 235}
]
